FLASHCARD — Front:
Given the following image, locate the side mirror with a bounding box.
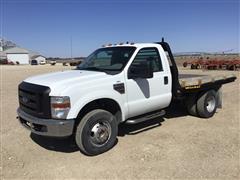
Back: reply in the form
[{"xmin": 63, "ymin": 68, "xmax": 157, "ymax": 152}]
[{"xmin": 128, "ymin": 60, "xmax": 153, "ymax": 79}]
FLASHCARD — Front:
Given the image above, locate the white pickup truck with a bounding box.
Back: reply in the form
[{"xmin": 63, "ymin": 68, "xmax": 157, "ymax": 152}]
[{"xmin": 17, "ymin": 40, "xmax": 236, "ymax": 155}]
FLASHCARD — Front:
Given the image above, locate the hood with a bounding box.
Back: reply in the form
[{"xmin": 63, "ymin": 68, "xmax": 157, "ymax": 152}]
[{"xmin": 24, "ymin": 70, "xmax": 110, "ymax": 91}]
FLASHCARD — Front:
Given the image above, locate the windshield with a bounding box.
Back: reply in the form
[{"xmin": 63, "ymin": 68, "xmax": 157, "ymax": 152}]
[{"xmin": 77, "ymin": 47, "xmax": 136, "ymax": 74}]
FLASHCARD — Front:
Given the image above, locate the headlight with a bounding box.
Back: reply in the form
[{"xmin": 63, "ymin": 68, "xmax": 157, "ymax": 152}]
[{"xmin": 51, "ymin": 96, "xmax": 70, "ymax": 119}]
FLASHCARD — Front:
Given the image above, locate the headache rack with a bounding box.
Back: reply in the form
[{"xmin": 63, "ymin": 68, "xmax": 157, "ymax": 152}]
[
  {"xmin": 155, "ymin": 38, "xmax": 183, "ymax": 98},
  {"xmin": 155, "ymin": 38, "xmax": 237, "ymax": 97}
]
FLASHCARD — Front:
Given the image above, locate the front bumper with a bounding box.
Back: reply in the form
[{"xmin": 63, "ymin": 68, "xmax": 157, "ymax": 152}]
[{"xmin": 17, "ymin": 108, "xmax": 75, "ymax": 137}]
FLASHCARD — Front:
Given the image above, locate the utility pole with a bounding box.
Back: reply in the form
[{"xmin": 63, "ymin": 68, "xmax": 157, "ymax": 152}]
[{"xmin": 0, "ymin": 0, "xmax": 4, "ymax": 51}]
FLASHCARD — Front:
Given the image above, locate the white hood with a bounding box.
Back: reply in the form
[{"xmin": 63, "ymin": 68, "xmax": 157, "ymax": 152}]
[{"xmin": 24, "ymin": 70, "xmax": 110, "ymax": 93}]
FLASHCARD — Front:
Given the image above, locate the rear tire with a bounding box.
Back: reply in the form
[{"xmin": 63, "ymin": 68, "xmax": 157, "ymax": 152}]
[
  {"xmin": 197, "ymin": 90, "xmax": 217, "ymax": 118},
  {"xmin": 186, "ymin": 95, "xmax": 198, "ymax": 116},
  {"xmin": 75, "ymin": 109, "xmax": 118, "ymax": 156}
]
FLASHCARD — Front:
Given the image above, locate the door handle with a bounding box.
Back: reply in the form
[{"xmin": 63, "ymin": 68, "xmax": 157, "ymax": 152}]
[{"xmin": 164, "ymin": 76, "xmax": 168, "ymax": 85}]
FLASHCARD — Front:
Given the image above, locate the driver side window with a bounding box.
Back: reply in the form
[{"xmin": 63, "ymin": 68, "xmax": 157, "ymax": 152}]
[{"xmin": 130, "ymin": 47, "xmax": 163, "ymax": 72}]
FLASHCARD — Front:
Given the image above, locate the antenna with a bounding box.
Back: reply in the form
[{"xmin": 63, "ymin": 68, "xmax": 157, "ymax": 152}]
[
  {"xmin": 70, "ymin": 36, "xmax": 72, "ymax": 60},
  {"xmin": 162, "ymin": 37, "xmax": 164, "ymax": 42}
]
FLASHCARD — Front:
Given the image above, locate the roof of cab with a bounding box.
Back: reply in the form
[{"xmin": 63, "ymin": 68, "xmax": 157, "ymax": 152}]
[{"xmin": 103, "ymin": 43, "xmax": 161, "ymax": 49}]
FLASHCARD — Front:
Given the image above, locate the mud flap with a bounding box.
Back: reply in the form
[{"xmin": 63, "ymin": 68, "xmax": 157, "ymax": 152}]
[{"xmin": 216, "ymin": 87, "xmax": 222, "ymax": 109}]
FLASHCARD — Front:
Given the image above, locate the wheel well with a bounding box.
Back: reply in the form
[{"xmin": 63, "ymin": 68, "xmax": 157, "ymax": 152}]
[{"xmin": 74, "ymin": 98, "xmax": 122, "ymax": 130}]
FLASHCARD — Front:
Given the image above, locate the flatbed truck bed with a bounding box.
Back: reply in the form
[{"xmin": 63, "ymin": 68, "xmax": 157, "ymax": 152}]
[{"xmin": 178, "ymin": 73, "xmax": 236, "ymax": 91}]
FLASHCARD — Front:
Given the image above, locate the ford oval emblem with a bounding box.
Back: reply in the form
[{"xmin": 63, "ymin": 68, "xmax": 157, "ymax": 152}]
[{"xmin": 22, "ymin": 97, "xmax": 29, "ymax": 103}]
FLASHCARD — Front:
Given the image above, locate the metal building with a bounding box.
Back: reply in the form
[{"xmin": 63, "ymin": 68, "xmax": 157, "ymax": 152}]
[{"xmin": 5, "ymin": 47, "xmax": 29, "ymax": 64}]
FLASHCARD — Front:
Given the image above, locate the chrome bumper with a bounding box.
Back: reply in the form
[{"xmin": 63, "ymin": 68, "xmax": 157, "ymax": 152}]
[{"xmin": 17, "ymin": 108, "xmax": 75, "ymax": 137}]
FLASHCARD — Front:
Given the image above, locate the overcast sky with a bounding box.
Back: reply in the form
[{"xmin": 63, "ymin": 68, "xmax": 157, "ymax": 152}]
[{"xmin": 1, "ymin": 0, "xmax": 239, "ymax": 57}]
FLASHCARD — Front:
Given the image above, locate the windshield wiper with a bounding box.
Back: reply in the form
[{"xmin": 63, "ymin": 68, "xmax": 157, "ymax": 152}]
[{"xmin": 77, "ymin": 67, "xmax": 105, "ymax": 72}]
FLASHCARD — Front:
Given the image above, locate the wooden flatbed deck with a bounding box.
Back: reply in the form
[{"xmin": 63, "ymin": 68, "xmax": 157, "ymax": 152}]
[{"xmin": 179, "ymin": 73, "xmax": 236, "ymax": 90}]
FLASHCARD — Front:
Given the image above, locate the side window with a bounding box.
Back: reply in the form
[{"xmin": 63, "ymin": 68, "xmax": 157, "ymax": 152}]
[{"xmin": 131, "ymin": 48, "xmax": 163, "ymax": 72}]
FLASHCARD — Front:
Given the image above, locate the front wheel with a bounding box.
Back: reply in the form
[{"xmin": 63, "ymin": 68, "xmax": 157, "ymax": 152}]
[{"xmin": 75, "ymin": 109, "xmax": 118, "ymax": 156}]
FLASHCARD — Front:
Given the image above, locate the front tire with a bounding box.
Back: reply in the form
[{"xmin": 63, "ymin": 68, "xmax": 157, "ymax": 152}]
[{"xmin": 75, "ymin": 109, "xmax": 118, "ymax": 156}]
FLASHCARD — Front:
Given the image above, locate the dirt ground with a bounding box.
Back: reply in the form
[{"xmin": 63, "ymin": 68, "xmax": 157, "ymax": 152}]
[{"xmin": 0, "ymin": 65, "xmax": 239, "ymax": 179}]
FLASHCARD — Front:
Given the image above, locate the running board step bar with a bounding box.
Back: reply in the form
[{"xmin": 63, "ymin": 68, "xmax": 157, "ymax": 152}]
[{"xmin": 126, "ymin": 110, "xmax": 165, "ymax": 124}]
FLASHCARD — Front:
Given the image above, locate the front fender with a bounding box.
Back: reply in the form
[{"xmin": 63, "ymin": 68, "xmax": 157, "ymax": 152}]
[{"xmin": 67, "ymin": 90, "xmax": 127, "ymax": 121}]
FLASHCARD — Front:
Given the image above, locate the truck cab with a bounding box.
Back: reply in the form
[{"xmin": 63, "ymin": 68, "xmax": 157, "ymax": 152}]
[{"xmin": 17, "ymin": 41, "xmax": 236, "ymax": 155}]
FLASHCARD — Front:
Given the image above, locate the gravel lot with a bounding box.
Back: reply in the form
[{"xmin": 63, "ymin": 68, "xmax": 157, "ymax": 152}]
[{"xmin": 1, "ymin": 65, "xmax": 239, "ymax": 179}]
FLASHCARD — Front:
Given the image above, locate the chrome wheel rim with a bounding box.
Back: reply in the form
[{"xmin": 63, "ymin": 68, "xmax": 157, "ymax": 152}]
[
  {"xmin": 90, "ymin": 121, "xmax": 111, "ymax": 147},
  {"xmin": 206, "ymin": 96, "xmax": 216, "ymax": 112}
]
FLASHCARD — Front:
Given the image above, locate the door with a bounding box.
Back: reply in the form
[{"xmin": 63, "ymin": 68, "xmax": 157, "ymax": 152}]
[
  {"xmin": 125, "ymin": 47, "xmax": 172, "ymax": 117},
  {"xmin": 7, "ymin": 54, "xmax": 29, "ymax": 64}
]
